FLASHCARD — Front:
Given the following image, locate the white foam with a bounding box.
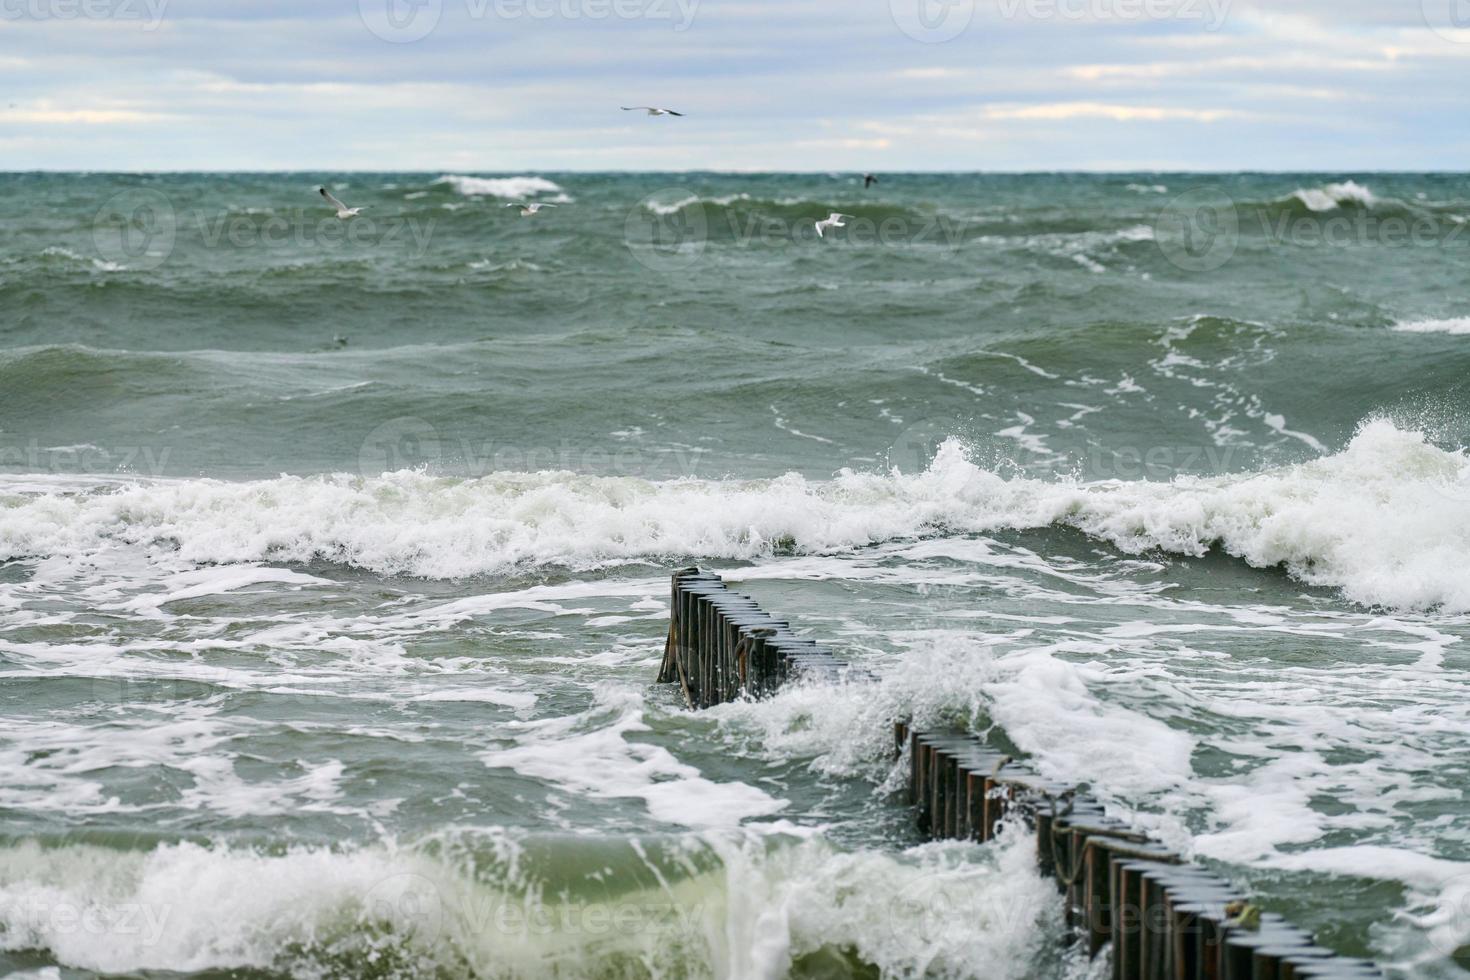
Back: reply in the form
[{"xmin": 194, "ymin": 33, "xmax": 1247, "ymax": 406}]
[
  {"xmin": 115, "ymin": 564, "xmax": 331, "ymax": 614},
  {"xmin": 1393, "ymin": 317, "xmax": 1470, "ymax": 336},
  {"xmin": 0, "ymin": 829, "xmax": 1066, "ymax": 979},
  {"xmin": 642, "ymin": 193, "xmax": 701, "ymax": 216},
  {"xmin": 2, "ymin": 420, "xmax": 1466, "ymax": 612},
  {"xmin": 1289, "ymin": 180, "xmax": 1378, "ymax": 212},
  {"xmin": 433, "ymin": 175, "xmax": 563, "ymax": 199},
  {"xmin": 481, "ymin": 686, "xmax": 786, "ymax": 828}
]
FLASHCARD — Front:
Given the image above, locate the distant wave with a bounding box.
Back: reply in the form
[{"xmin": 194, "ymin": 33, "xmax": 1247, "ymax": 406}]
[
  {"xmin": 3, "ymin": 420, "xmax": 1467, "ymax": 613},
  {"xmin": 433, "ymin": 174, "xmax": 563, "ymax": 199},
  {"xmin": 38, "ymin": 245, "xmax": 125, "ymax": 272},
  {"xmin": 1393, "ymin": 317, "xmax": 1470, "ymax": 335},
  {"xmin": 639, "ymin": 193, "xmax": 916, "ymax": 222},
  {"xmin": 1286, "ymin": 180, "xmax": 1378, "ymax": 212},
  {"xmin": 641, "ymin": 192, "xmax": 750, "ymax": 216}
]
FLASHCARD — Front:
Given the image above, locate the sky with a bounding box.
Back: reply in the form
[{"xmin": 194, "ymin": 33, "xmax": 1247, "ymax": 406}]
[{"xmin": 2, "ymin": 0, "xmax": 1468, "ymax": 171}]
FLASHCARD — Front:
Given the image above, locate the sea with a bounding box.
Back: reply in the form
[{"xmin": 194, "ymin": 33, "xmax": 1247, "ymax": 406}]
[{"xmin": 1, "ymin": 171, "xmax": 1468, "ymax": 979}]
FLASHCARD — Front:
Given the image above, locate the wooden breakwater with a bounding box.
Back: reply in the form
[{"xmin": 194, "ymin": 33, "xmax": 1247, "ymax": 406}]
[{"xmin": 657, "ymin": 567, "xmax": 1384, "ymax": 980}]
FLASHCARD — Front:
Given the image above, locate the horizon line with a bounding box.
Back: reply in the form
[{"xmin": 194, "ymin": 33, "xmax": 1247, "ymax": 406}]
[{"xmin": 4, "ymin": 168, "xmax": 1467, "ymax": 176}]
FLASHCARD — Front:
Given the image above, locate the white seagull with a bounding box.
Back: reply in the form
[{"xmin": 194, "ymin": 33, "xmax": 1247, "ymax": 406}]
[
  {"xmin": 506, "ymin": 202, "xmax": 557, "ymax": 217},
  {"xmin": 621, "ymin": 106, "xmax": 684, "ymax": 117},
  {"xmin": 815, "ymin": 213, "xmax": 852, "ymax": 238},
  {"xmin": 318, "ymin": 187, "xmax": 364, "ymax": 219}
]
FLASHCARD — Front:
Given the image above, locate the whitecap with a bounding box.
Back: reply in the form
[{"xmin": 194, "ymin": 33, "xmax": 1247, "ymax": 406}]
[{"xmin": 433, "ymin": 174, "xmax": 563, "ymax": 199}]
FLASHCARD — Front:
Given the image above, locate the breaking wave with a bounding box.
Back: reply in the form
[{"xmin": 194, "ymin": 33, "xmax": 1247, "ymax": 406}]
[
  {"xmin": 433, "ymin": 175, "xmax": 564, "ymax": 199},
  {"xmin": 0, "ymin": 829, "xmax": 1064, "ymax": 979},
  {"xmin": 2, "ymin": 420, "xmax": 1466, "ymax": 612}
]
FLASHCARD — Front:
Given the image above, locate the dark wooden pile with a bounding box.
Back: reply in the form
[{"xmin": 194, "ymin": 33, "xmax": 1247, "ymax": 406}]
[{"xmin": 656, "ymin": 567, "xmax": 1384, "ymax": 980}]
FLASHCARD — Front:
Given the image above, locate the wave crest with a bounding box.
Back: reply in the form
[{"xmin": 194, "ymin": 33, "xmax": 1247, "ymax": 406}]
[
  {"xmin": 2, "ymin": 421, "xmax": 1466, "ymax": 611},
  {"xmin": 0, "ymin": 831, "xmax": 1060, "ymax": 979},
  {"xmin": 433, "ymin": 175, "xmax": 563, "ymax": 199},
  {"xmin": 1393, "ymin": 317, "xmax": 1470, "ymax": 336},
  {"xmin": 1287, "ymin": 180, "xmax": 1379, "ymax": 212}
]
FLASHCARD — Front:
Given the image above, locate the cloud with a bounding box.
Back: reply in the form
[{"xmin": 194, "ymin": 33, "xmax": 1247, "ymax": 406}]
[
  {"xmin": 979, "ymin": 102, "xmax": 1251, "ymax": 123},
  {"xmin": 0, "ymin": 0, "xmax": 1464, "ymax": 169}
]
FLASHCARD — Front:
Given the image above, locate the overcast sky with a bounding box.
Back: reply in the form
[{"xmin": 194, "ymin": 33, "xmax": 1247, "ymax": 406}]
[{"xmin": 3, "ymin": 0, "xmax": 1468, "ymax": 171}]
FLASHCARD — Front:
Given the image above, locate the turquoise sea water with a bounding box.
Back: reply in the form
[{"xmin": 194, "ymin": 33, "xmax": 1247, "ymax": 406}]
[{"xmin": 1, "ymin": 171, "xmax": 1468, "ymax": 978}]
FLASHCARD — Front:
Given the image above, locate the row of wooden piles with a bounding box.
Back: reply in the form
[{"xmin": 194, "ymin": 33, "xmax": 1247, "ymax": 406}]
[{"xmin": 656, "ymin": 567, "xmax": 1385, "ymax": 980}]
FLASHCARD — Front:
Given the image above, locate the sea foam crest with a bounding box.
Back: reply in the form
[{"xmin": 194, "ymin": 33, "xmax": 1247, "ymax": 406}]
[
  {"xmin": 0, "ymin": 830, "xmax": 1062, "ymax": 979},
  {"xmin": 1288, "ymin": 180, "xmax": 1378, "ymax": 212},
  {"xmin": 1, "ymin": 421, "xmax": 1466, "ymax": 612},
  {"xmin": 1393, "ymin": 317, "xmax": 1470, "ymax": 336},
  {"xmin": 433, "ymin": 175, "xmax": 563, "ymax": 199}
]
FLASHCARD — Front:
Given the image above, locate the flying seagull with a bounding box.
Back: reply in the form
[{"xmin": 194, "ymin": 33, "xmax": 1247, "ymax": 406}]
[
  {"xmin": 815, "ymin": 213, "xmax": 852, "ymax": 239},
  {"xmin": 318, "ymin": 187, "xmax": 364, "ymax": 219},
  {"xmin": 506, "ymin": 202, "xmax": 557, "ymax": 217},
  {"xmin": 863, "ymin": 173, "xmax": 879, "ymax": 189},
  {"xmin": 621, "ymin": 106, "xmax": 684, "ymax": 117}
]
